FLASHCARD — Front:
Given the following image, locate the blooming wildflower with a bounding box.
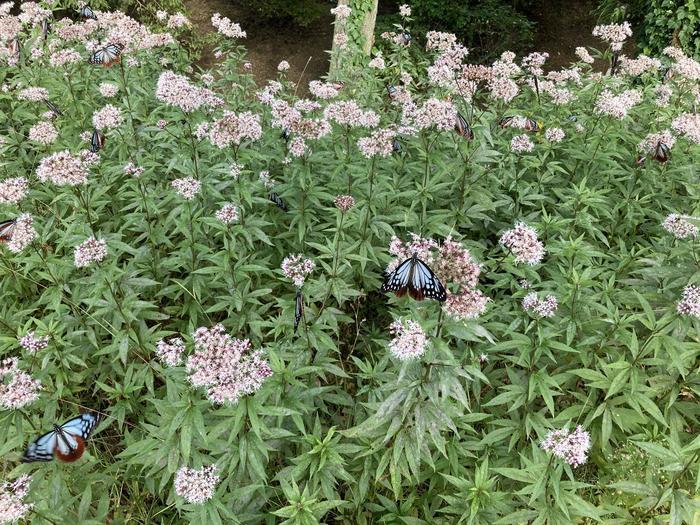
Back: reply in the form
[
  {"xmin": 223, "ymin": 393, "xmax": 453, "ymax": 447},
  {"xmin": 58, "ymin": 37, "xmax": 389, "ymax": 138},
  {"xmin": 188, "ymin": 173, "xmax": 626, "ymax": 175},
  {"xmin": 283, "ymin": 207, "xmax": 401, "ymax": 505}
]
[
  {"xmin": 200, "ymin": 73, "xmax": 214, "ymax": 86},
  {"xmin": 655, "ymin": 85, "xmax": 672, "ymax": 107},
  {"xmin": 277, "ymin": 60, "xmax": 290, "ymax": 72},
  {"xmin": 174, "ymin": 465, "xmax": 219, "ymax": 504},
  {"xmin": 259, "ymin": 171, "xmax": 274, "ymax": 188},
  {"xmin": 156, "ymin": 10, "xmax": 168, "ymax": 21},
  {"xmin": 17, "ymin": 87, "xmax": 48, "ymax": 101},
  {"xmin": 357, "ymin": 128, "xmax": 394, "ymax": 158},
  {"xmin": 36, "ymin": 150, "xmax": 89, "ymax": 186},
  {"xmin": 541, "ymin": 426, "xmax": 591, "ymax": 467},
  {"xmin": 19, "ymin": 332, "xmax": 49, "ymax": 353},
  {"xmin": 186, "ymin": 324, "xmax": 272, "ymax": 405},
  {"xmin": 0, "ymin": 2, "xmax": 13, "ymax": 17},
  {"xmin": 426, "ymin": 31, "xmax": 457, "ymax": 52},
  {"xmin": 211, "ymin": 13, "xmax": 246, "ymax": 38},
  {"xmin": 545, "ymin": 127, "xmax": 565, "ymax": 143},
  {"xmin": 167, "ymin": 12, "xmax": 190, "ymax": 29},
  {"xmin": 287, "ymin": 137, "xmax": 307, "ymax": 157},
  {"xmin": 443, "ymin": 289, "xmax": 490, "ymax": 320},
  {"xmin": 208, "ymin": 111, "xmax": 262, "ymax": 148},
  {"xmin": 575, "ymin": 47, "xmax": 594, "ymax": 64},
  {"xmin": 519, "ymin": 279, "xmax": 531, "ymax": 289},
  {"xmin": 333, "ymin": 32, "xmax": 348, "ymax": 48},
  {"xmin": 0, "ymin": 177, "xmax": 28, "ymax": 205},
  {"xmin": 479, "ymin": 353, "xmax": 488, "ymax": 363},
  {"xmin": 155, "ymin": 337, "xmax": 185, "ymax": 367},
  {"xmin": 5, "ymin": 214, "xmax": 36, "ymax": 253},
  {"xmin": 0, "ymin": 358, "xmax": 41, "ymax": 409},
  {"xmin": 638, "ymin": 130, "xmax": 675, "ymax": 156},
  {"xmin": 229, "ymin": 163, "xmax": 243, "ymax": 180},
  {"xmin": 595, "ymin": 89, "xmax": 642, "ymax": 119},
  {"xmin": 334, "ymin": 195, "xmax": 355, "ymax": 213},
  {"xmin": 388, "ymin": 319, "xmax": 428, "ymax": 360},
  {"xmin": 74, "ymin": 237, "xmax": 107, "ymax": 268},
  {"xmin": 399, "ymin": 4, "xmax": 411, "ymax": 16},
  {"xmin": 80, "ymin": 150, "xmax": 100, "ymax": 167},
  {"xmin": 663, "ymin": 214, "xmax": 698, "ymax": 239},
  {"xmin": 171, "ymin": 177, "xmax": 201, "ymax": 200},
  {"xmin": 400, "ymin": 98, "xmax": 456, "ymax": 132},
  {"xmin": 522, "ymin": 292, "xmax": 558, "ymax": 317},
  {"xmin": 281, "ymin": 254, "xmax": 314, "ymax": 287},
  {"xmin": 308, "ymin": 80, "xmax": 340, "ymax": 99},
  {"xmin": 49, "ymin": 48, "xmax": 82, "ymax": 67},
  {"xmin": 28, "ymin": 121, "xmax": 58, "ymax": 145},
  {"xmin": 619, "ymin": 54, "xmax": 661, "ymax": 76},
  {"xmin": 99, "ymin": 83, "xmax": 119, "ymax": 98},
  {"xmin": 330, "ymin": 5, "xmax": 351, "ymax": 20},
  {"xmin": 18, "ymin": 2, "xmax": 49, "ymax": 25},
  {"xmin": 592, "ymin": 22, "xmax": 632, "ymax": 51},
  {"xmin": 368, "ymin": 53, "xmax": 385, "ymax": 69},
  {"xmin": 155, "ymin": 71, "xmax": 223, "ymax": 113},
  {"xmin": 0, "ymin": 474, "xmax": 33, "ymax": 523},
  {"xmin": 671, "ymin": 113, "xmax": 700, "ymax": 144},
  {"xmin": 433, "ymin": 237, "xmax": 482, "ymax": 288},
  {"xmin": 92, "ymin": 104, "xmax": 124, "ymax": 130},
  {"xmin": 194, "ymin": 122, "xmax": 209, "ymax": 140},
  {"xmin": 324, "ymin": 100, "xmax": 379, "ymax": 128},
  {"xmin": 123, "ymin": 162, "xmax": 144, "ymax": 178},
  {"xmin": 500, "ymin": 222, "xmax": 545, "ymax": 265},
  {"xmin": 511, "ymin": 134, "xmax": 534, "ymax": 153},
  {"xmin": 215, "ymin": 203, "xmax": 239, "ymax": 224},
  {"xmin": 522, "ymin": 51, "xmax": 549, "ymax": 76},
  {"xmin": 157, "ymin": 119, "xmax": 167, "ymax": 129},
  {"xmin": 678, "ymin": 284, "xmax": 700, "ymax": 318},
  {"xmin": 489, "ymin": 77, "xmax": 519, "ymax": 103}
]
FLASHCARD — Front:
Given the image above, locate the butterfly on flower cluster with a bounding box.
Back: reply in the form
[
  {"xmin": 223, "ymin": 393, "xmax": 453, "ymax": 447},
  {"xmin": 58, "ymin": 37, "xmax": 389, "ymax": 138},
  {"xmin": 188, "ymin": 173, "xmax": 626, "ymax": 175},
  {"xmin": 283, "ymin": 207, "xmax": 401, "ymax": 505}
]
[
  {"xmin": 381, "ymin": 254, "xmax": 447, "ymax": 302},
  {"xmin": 88, "ymin": 43, "xmax": 124, "ymax": 67},
  {"xmin": 454, "ymin": 112, "xmax": 474, "ymax": 141},
  {"xmin": 22, "ymin": 413, "xmax": 101, "ymax": 463}
]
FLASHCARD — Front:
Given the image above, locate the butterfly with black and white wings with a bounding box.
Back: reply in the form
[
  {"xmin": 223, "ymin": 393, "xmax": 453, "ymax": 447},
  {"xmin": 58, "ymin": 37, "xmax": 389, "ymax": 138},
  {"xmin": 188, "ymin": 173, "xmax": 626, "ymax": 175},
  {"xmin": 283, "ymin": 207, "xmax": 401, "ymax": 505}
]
[
  {"xmin": 0, "ymin": 218, "xmax": 16, "ymax": 243},
  {"xmin": 294, "ymin": 289, "xmax": 303, "ymax": 334},
  {"xmin": 22, "ymin": 412, "xmax": 101, "ymax": 463},
  {"xmin": 88, "ymin": 43, "xmax": 124, "ymax": 67},
  {"xmin": 381, "ymin": 254, "xmax": 447, "ymax": 302}
]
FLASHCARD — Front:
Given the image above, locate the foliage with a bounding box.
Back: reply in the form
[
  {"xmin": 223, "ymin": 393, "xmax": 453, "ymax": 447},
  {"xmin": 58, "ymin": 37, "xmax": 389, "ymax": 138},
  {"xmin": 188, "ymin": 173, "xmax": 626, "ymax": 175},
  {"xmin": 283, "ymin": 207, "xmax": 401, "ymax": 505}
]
[
  {"xmin": 1, "ymin": 4, "xmax": 700, "ymax": 525},
  {"xmin": 240, "ymin": 0, "xmax": 327, "ymax": 28}
]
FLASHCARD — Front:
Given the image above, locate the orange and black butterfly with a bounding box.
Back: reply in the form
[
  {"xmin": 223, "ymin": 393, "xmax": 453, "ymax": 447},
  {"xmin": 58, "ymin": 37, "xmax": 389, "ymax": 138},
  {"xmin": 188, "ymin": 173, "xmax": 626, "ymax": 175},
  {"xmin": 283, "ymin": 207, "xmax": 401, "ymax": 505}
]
[
  {"xmin": 499, "ymin": 115, "xmax": 515, "ymax": 128},
  {"xmin": 88, "ymin": 43, "xmax": 124, "ymax": 67},
  {"xmin": 523, "ymin": 118, "xmax": 540, "ymax": 132},
  {"xmin": 22, "ymin": 413, "xmax": 101, "ymax": 463},
  {"xmin": 454, "ymin": 112, "xmax": 474, "ymax": 140}
]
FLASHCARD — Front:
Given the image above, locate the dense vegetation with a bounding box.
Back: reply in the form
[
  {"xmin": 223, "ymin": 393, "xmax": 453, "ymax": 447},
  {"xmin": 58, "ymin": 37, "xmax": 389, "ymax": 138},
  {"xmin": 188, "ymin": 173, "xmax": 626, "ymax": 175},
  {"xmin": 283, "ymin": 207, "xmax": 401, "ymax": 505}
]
[{"xmin": 1, "ymin": 2, "xmax": 700, "ymax": 524}]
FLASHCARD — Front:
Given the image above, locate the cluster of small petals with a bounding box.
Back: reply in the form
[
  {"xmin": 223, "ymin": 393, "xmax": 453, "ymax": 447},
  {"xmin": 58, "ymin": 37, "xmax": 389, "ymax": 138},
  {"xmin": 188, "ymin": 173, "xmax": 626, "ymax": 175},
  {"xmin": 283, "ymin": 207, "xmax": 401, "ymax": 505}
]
[
  {"xmin": 186, "ymin": 325, "xmax": 272, "ymax": 405},
  {"xmin": 0, "ymin": 14, "xmax": 21, "ymax": 42},
  {"xmin": 171, "ymin": 177, "xmax": 201, "ymax": 200},
  {"xmin": 308, "ymin": 80, "xmax": 340, "ymax": 99},
  {"xmin": 333, "ymin": 32, "xmax": 348, "ymax": 48},
  {"xmin": 511, "ymin": 134, "xmax": 534, "ymax": 153},
  {"xmin": 388, "ymin": 319, "xmax": 428, "ymax": 361},
  {"xmin": 0, "ymin": 358, "xmax": 41, "ymax": 409},
  {"xmin": 671, "ymin": 113, "xmax": 700, "ymax": 144},
  {"xmin": 324, "ymin": 101, "xmax": 379, "ymax": 128},
  {"xmin": 6, "ymin": 214, "xmax": 36, "ymax": 253},
  {"xmin": 49, "ymin": 48, "xmax": 82, "ymax": 67},
  {"xmin": 17, "ymin": 87, "xmax": 48, "ymax": 101},
  {"xmin": 287, "ymin": 136, "xmax": 308, "ymax": 157},
  {"xmin": 215, "ymin": 203, "xmax": 239, "ymax": 224},
  {"xmin": 638, "ymin": 130, "xmax": 675, "ymax": 155},
  {"xmin": 368, "ymin": 53, "xmax": 385, "ymax": 69},
  {"xmin": 155, "ymin": 337, "xmax": 185, "ymax": 367},
  {"xmin": 541, "ymin": 426, "xmax": 591, "ymax": 467},
  {"xmin": 677, "ymin": 284, "xmax": 700, "ymax": 318},
  {"xmin": 277, "ymin": 60, "xmax": 289, "ymax": 72},
  {"xmin": 522, "ymin": 292, "xmax": 558, "ymax": 317},
  {"xmin": 595, "ymin": 89, "xmax": 642, "ymax": 119},
  {"xmin": 99, "ymin": 83, "xmax": 119, "ymax": 98},
  {"xmin": 399, "ymin": 4, "xmax": 411, "ymax": 16},
  {"xmin": 211, "ymin": 13, "xmax": 246, "ymax": 38},
  {"xmin": 36, "ymin": 150, "xmax": 89, "ymax": 186},
  {"xmin": 0, "ymin": 474, "xmax": 33, "ymax": 523},
  {"xmin": 92, "ymin": 104, "xmax": 124, "ymax": 130},
  {"xmin": 53, "ymin": 18, "xmax": 99, "ymax": 42},
  {"xmin": 663, "ymin": 214, "xmax": 698, "ymax": 239},
  {"xmin": 330, "ymin": 5, "xmax": 351, "ymax": 20},
  {"xmin": 655, "ymin": 85, "xmax": 672, "ymax": 107},
  {"xmin": 281, "ymin": 254, "xmax": 315, "ymax": 287},
  {"xmin": 18, "ymin": 2, "xmax": 49, "ymax": 25},
  {"xmin": 387, "ymin": 234, "xmax": 438, "ymax": 272},
  {"xmin": 357, "ymin": 128, "xmax": 394, "ymax": 158},
  {"xmin": 80, "ymin": 150, "xmax": 100, "ymax": 167},
  {"xmin": 401, "ymin": 98, "xmax": 456, "ymax": 132},
  {"xmin": 575, "ymin": 46, "xmax": 594, "ymax": 64},
  {"xmin": 592, "ymin": 21, "xmax": 632, "ymax": 49},
  {"xmin": 0, "ymin": 176, "xmax": 28, "ymax": 204},
  {"xmin": 434, "ymin": 237, "xmax": 481, "ymax": 288},
  {"xmin": 28, "ymin": 121, "xmax": 58, "ymax": 145},
  {"xmin": 174, "ymin": 465, "xmax": 219, "ymax": 504},
  {"xmin": 208, "ymin": 111, "xmax": 262, "ymax": 148},
  {"xmin": 259, "ymin": 170, "xmax": 274, "ymax": 188},
  {"xmin": 444, "ymin": 289, "xmax": 490, "ymax": 321},
  {"xmin": 500, "ymin": 222, "xmax": 545, "ymax": 265},
  {"xmin": 294, "ymin": 99, "xmax": 321, "ymax": 113},
  {"xmin": 425, "ymin": 31, "xmax": 457, "ymax": 52},
  {"xmin": 167, "ymin": 12, "xmax": 190, "ymax": 29},
  {"xmin": 19, "ymin": 332, "xmax": 49, "ymax": 353},
  {"xmin": 334, "ymin": 195, "xmax": 355, "ymax": 213},
  {"xmin": 671, "ymin": 55, "xmax": 700, "ymax": 81},
  {"xmin": 619, "ymin": 54, "xmax": 661, "ymax": 76},
  {"xmin": 545, "ymin": 127, "xmax": 565, "ymax": 143},
  {"xmin": 123, "ymin": 162, "xmax": 144, "ymax": 178},
  {"xmin": 488, "ymin": 77, "xmax": 519, "ymax": 103},
  {"xmin": 155, "ymin": 71, "xmax": 223, "ymax": 113},
  {"xmin": 74, "ymin": 237, "xmax": 107, "ymax": 268},
  {"xmin": 522, "ymin": 51, "xmax": 549, "ymax": 76}
]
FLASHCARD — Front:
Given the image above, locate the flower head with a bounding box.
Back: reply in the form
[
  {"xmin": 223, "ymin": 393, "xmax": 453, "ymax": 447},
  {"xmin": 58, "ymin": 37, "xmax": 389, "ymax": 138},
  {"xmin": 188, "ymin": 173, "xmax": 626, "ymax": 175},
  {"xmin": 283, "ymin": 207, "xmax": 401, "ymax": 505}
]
[
  {"xmin": 510, "ymin": 134, "xmax": 534, "ymax": 153},
  {"xmin": 155, "ymin": 71, "xmax": 223, "ymax": 113},
  {"xmin": 92, "ymin": 104, "xmax": 124, "ymax": 130},
  {"xmin": 28, "ymin": 121, "xmax": 58, "ymax": 145},
  {"xmin": 208, "ymin": 111, "xmax": 262, "ymax": 148},
  {"xmin": 592, "ymin": 22, "xmax": 632, "ymax": 51},
  {"xmin": 211, "ymin": 13, "xmax": 246, "ymax": 38},
  {"xmin": 99, "ymin": 83, "xmax": 119, "ymax": 98},
  {"xmin": 215, "ymin": 203, "xmax": 239, "ymax": 224},
  {"xmin": 19, "ymin": 332, "xmax": 49, "ymax": 353},
  {"xmin": 677, "ymin": 284, "xmax": 700, "ymax": 318},
  {"xmin": 74, "ymin": 237, "xmax": 107, "ymax": 268},
  {"xmin": 174, "ymin": 465, "xmax": 219, "ymax": 504},
  {"xmin": 522, "ymin": 292, "xmax": 558, "ymax": 317},
  {"xmin": 334, "ymin": 195, "xmax": 355, "ymax": 213},
  {"xmin": 0, "ymin": 358, "xmax": 41, "ymax": 409},
  {"xmin": 0, "ymin": 475, "xmax": 33, "ymax": 523},
  {"xmin": 500, "ymin": 222, "xmax": 545, "ymax": 265},
  {"xmin": 17, "ymin": 87, "xmax": 48, "ymax": 101},
  {"xmin": 443, "ymin": 289, "xmax": 490, "ymax": 320},
  {"xmin": 171, "ymin": 177, "xmax": 201, "ymax": 200},
  {"xmin": 545, "ymin": 127, "xmax": 565, "ymax": 143},
  {"xmin": 663, "ymin": 214, "xmax": 698, "ymax": 239},
  {"xmin": 388, "ymin": 319, "xmax": 428, "ymax": 360},
  {"xmin": 575, "ymin": 47, "xmax": 594, "ymax": 64},
  {"xmin": 5, "ymin": 214, "xmax": 36, "ymax": 253},
  {"xmin": 156, "ymin": 337, "xmax": 185, "ymax": 367},
  {"xmin": 281, "ymin": 254, "xmax": 314, "ymax": 287},
  {"xmin": 399, "ymin": 4, "xmax": 411, "ymax": 17},
  {"xmin": 277, "ymin": 60, "xmax": 290, "ymax": 72},
  {"xmin": 0, "ymin": 177, "xmax": 28, "ymax": 205},
  {"xmin": 36, "ymin": 150, "xmax": 89, "ymax": 186},
  {"xmin": 595, "ymin": 89, "xmax": 642, "ymax": 119},
  {"xmin": 541, "ymin": 425, "xmax": 591, "ymax": 467}
]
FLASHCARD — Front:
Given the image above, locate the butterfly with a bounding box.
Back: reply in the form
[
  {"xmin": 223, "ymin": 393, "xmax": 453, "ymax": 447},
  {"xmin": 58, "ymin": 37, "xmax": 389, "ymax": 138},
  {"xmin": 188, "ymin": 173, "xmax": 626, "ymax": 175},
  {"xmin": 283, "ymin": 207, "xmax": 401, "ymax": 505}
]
[
  {"xmin": 22, "ymin": 413, "xmax": 101, "ymax": 463},
  {"xmin": 281, "ymin": 128, "xmax": 290, "ymax": 142},
  {"xmin": 567, "ymin": 115, "xmax": 578, "ymax": 122},
  {"xmin": 44, "ymin": 99, "xmax": 63, "ymax": 117},
  {"xmin": 8, "ymin": 38, "xmax": 20, "ymax": 63},
  {"xmin": 662, "ymin": 66, "xmax": 674, "ymax": 83},
  {"xmin": 269, "ymin": 192, "xmax": 287, "ymax": 211},
  {"xmin": 0, "ymin": 218, "xmax": 16, "ymax": 243},
  {"xmin": 386, "ymin": 84, "xmax": 398, "ymax": 100},
  {"xmin": 79, "ymin": 5, "xmax": 98, "ymax": 20},
  {"xmin": 294, "ymin": 289, "xmax": 303, "ymax": 334},
  {"xmin": 381, "ymin": 254, "xmax": 447, "ymax": 302},
  {"xmin": 392, "ymin": 138, "xmax": 401, "ymax": 153},
  {"xmin": 88, "ymin": 43, "xmax": 124, "ymax": 67},
  {"xmin": 523, "ymin": 118, "xmax": 540, "ymax": 133},
  {"xmin": 635, "ymin": 155, "xmax": 646, "ymax": 166},
  {"xmin": 454, "ymin": 112, "xmax": 474, "ymax": 140},
  {"xmin": 652, "ymin": 142, "xmax": 671, "ymax": 163},
  {"xmin": 399, "ymin": 32, "xmax": 411, "ymax": 45},
  {"xmin": 90, "ymin": 129, "xmax": 105, "ymax": 153},
  {"xmin": 498, "ymin": 115, "xmax": 515, "ymax": 128},
  {"xmin": 41, "ymin": 19, "xmax": 51, "ymax": 40}
]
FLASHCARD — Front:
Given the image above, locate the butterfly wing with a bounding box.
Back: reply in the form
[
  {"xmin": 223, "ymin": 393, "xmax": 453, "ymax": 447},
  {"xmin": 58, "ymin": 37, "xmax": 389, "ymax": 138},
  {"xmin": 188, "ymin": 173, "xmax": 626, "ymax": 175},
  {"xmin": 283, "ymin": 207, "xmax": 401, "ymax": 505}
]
[
  {"xmin": 21, "ymin": 429, "xmax": 58, "ymax": 462},
  {"xmin": 90, "ymin": 129, "xmax": 105, "ymax": 152},
  {"xmin": 0, "ymin": 219, "xmax": 16, "ymax": 242},
  {"xmin": 80, "ymin": 6, "xmax": 97, "ymax": 20},
  {"xmin": 409, "ymin": 258, "xmax": 447, "ymax": 302},
  {"xmin": 44, "ymin": 99, "xmax": 63, "ymax": 116},
  {"xmin": 269, "ymin": 192, "xmax": 287, "ymax": 211},
  {"xmin": 381, "ymin": 257, "xmax": 413, "ymax": 297},
  {"xmin": 59, "ymin": 413, "xmax": 101, "ymax": 441},
  {"xmin": 455, "ymin": 113, "xmax": 474, "ymax": 140},
  {"xmin": 88, "ymin": 48, "xmax": 105, "ymax": 65},
  {"xmin": 294, "ymin": 290, "xmax": 303, "ymax": 334}
]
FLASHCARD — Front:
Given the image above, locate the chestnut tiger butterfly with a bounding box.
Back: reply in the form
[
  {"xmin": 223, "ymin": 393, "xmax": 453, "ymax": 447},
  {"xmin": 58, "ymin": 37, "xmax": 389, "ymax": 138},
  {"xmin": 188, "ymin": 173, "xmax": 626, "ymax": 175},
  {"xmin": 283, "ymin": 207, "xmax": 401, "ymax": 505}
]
[
  {"xmin": 294, "ymin": 290, "xmax": 303, "ymax": 334},
  {"xmin": 90, "ymin": 129, "xmax": 105, "ymax": 153},
  {"xmin": 0, "ymin": 218, "xmax": 16, "ymax": 243},
  {"xmin": 454, "ymin": 112, "xmax": 474, "ymax": 140},
  {"xmin": 269, "ymin": 192, "xmax": 288, "ymax": 211},
  {"xmin": 652, "ymin": 142, "xmax": 671, "ymax": 163},
  {"xmin": 381, "ymin": 254, "xmax": 447, "ymax": 302},
  {"xmin": 44, "ymin": 99, "xmax": 63, "ymax": 117},
  {"xmin": 88, "ymin": 43, "xmax": 124, "ymax": 67},
  {"xmin": 79, "ymin": 5, "xmax": 98, "ymax": 20},
  {"xmin": 22, "ymin": 412, "xmax": 101, "ymax": 463}
]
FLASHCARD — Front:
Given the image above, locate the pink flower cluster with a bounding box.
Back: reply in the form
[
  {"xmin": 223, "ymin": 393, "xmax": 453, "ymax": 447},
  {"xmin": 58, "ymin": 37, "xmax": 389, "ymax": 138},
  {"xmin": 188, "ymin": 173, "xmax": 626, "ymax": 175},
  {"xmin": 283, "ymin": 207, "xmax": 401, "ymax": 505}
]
[
  {"xmin": 215, "ymin": 203, "xmax": 239, "ymax": 224},
  {"xmin": 208, "ymin": 111, "xmax": 262, "ymax": 148},
  {"xmin": 186, "ymin": 324, "xmax": 272, "ymax": 405},
  {"xmin": 619, "ymin": 55, "xmax": 661, "ymax": 76},
  {"xmin": 155, "ymin": 337, "xmax": 185, "ymax": 367},
  {"xmin": 595, "ymin": 89, "xmax": 642, "ymax": 119},
  {"xmin": 5, "ymin": 214, "xmax": 36, "ymax": 253},
  {"xmin": 330, "ymin": 5, "xmax": 351, "ymax": 20},
  {"xmin": 171, "ymin": 177, "xmax": 201, "ymax": 200},
  {"xmin": 638, "ymin": 130, "xmax": 675, "ymax": 155},
  {"xmin": 123, "ymin": 162, "xmax": 145, "ymax": 178},
  {"xmin": 663, "ymin": 214, "xmax": 698, "ymax": 239},
  {"xmin": 388, "ymin": 319, "xmax": 428, "ymax": 360},
  {"xmin": 28, "ymin": 121, "xmax": 58, "ymax": 145},
  {"xmin": 324, "ymin": 101, "xmax": 379, "ymax": 128},
  {"xmin": 575, "ymin": 47, "xmax": 594, "ymax": 64},
  {"xmin": 0, "ymin": 475, "xmax": 33, "ymax": 523},
  {"xmin": 541, "ymin": 425, "xmax": 591, "ymax": 467},
  {"xmin": 155, "ymin": 71, "xmax": 223, "ymax": 113},
  {"xmin": 545, "ymin": 128, "xmax": 565, "ymax": 143},
  {"xmin": 174, "ymin": 465, "xmax": 219, "ymax": 504},
  {"xmin": 92, "ymin": 104, "xmax": 124, "ymax": 130},
  {"xmin": 500, "ymin": 222, "xmax": 545, "ymax": 265},
  {"xmin": 0, "ymin": 176, "xmax": 28, "ymax": 204},
  {"xmin": 522, "ymin": 292, "xmax": 558, "ymax": 317},
  {"xmin": 19, "ymin": 332, "xmax": 49, "ymax": 353},
  {"xmin": 400, "ymin": 98, "xmax": 456, "ymax": 133},
  {"xmin": 334, "ymin": 195, "xmax": 355, "ymax": 213},
  {"xmin": 36, "ymin": 150, "xmax": 89, "ymax": 186},
  {"xmin": 511, "ymin": 134, "xmax": 534, "ymax": 153},
  {"xmin": 211, "ymin": 13, "xmax": 246, "ymax": 38},
  {"xmin": 281, "ymin": 254, "xmax": 315, "ymax": 287},
  {"xmin": 308, "ymin": 80, "xmax": 341, "ymax": 99},
  {"xmin": 592, "ymin": 22, "xmax": 632, "ymax": 51},
  {"xmin": 677, "ymin": 284, "xmax": 700, "ymax": 318},
  {"xmin": 522, "ymin": 51, "xmax": 549, "ymax": 76},
  {"xmin": 425, "ymin": 31, "xmax": 457, "ymax": 52},
  {"xmin": 671, "ymin": 113, "xmax": 700, "ymax": 144},
  {"xmin": 74, "ymin": 237, "xmax": 107, "ymax": 268},
  {"xmin": 0, "ymin": 358, "xmax": 41, "ymax": 409},
  {"xmin": 357, "ymin": 128, "xmax": 395, "ymax": 158},
  {"xmin": 49, "ymin": 48, "xmax": 82, "ymax": 67},
  {"xmin": 17, "ymin": 87, "xmax": 48, "ymax": 101}
]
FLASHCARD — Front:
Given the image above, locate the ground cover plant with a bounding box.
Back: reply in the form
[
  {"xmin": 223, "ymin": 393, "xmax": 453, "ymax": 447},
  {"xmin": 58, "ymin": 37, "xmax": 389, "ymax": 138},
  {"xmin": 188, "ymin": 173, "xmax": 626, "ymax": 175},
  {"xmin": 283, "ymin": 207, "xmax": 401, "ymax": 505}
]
[{"xmin": 0, "ymin": 2, "xmax": 699, "ymax": 524}]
